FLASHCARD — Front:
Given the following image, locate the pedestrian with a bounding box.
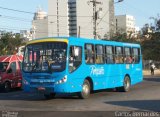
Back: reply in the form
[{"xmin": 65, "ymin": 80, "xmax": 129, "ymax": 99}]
[{"xmin": 150, "ymin": 63, "xmax": 156, "ymax": 75}]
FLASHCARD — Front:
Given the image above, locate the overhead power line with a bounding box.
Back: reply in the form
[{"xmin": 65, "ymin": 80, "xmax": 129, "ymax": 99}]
[
  {"xmin": 0, "ymin": 14, "xmax": 32, "ymax": 22},
  {"xmin": 0, "ymin": 6, "xmax": 34, "ymax": 14}
]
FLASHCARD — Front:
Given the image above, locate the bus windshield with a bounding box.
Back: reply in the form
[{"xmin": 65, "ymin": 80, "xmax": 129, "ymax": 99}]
[{"xmin": 23, "ymin": 42, "xmax": 67, "ymax": 73}]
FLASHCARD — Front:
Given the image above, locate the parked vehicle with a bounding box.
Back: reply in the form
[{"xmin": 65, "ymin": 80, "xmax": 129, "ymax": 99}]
[{"xmin": 0, "ymin": 55, "xmax": 23, "ymax": 92}]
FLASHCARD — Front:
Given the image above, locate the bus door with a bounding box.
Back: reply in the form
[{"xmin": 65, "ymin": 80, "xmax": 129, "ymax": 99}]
[{"xmin": 68, "ymin": 45, "xmax": 82, "ymax": 91}]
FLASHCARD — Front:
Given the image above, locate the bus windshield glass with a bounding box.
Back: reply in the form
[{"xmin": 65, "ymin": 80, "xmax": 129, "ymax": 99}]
[{"xmin": 23, "ymin": 42, "xmax": 67, "ymax": 72}]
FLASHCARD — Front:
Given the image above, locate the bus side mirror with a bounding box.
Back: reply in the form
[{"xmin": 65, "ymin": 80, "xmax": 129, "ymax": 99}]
[{"xmin": 7, "ymin": 68, "xmax": 12, "ymax": 74}]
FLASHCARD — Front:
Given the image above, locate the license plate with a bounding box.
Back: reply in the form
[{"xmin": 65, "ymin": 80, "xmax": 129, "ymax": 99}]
[{"xmin": 38, "ymin": 87, "xmax": 46, "ymax": 91}]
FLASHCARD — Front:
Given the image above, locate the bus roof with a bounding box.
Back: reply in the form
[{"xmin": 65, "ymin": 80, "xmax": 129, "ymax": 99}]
[{"xmin": 26, "ymin": 37, "xmax": 140, "ymax": 48}]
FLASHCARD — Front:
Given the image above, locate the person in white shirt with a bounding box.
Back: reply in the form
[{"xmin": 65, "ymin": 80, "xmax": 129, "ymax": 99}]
[{"xmin": 150, "ymin": 63, "xmax": 156, "ymax": 75}]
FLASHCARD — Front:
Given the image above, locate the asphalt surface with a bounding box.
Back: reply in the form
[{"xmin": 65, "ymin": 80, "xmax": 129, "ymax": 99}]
[{"xmin": 0, "ymin": 76, "xmax": 160, "ymax": 116}]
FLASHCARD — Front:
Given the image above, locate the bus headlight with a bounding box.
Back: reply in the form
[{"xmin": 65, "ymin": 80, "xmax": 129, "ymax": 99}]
[
  {"xmin": 56, "ymin": 75, "xmax": 67, "ymax": 84},
  {"xmin": 23, "ymin": 79, "xmax": 29, "ymax": 85}
]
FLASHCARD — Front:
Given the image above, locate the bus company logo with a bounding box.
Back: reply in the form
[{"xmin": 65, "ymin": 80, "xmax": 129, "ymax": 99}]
[{"xmin": 90, "ymin": 66, "xmax": 104, "ymax": 76}]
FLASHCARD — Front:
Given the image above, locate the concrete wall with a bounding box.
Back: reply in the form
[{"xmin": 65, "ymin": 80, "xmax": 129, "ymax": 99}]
[
  {"xmin": 48, "ymin": 0, "xmax": 69, "ymax": 37},
  {"xmin": 32, "ymin": 18, "xmax": 48, "ymax": 39}
]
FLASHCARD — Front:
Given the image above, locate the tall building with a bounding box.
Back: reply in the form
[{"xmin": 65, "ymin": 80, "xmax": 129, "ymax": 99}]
[
  {"xmin": 48, "ymin": 0, "xmax": 114, "ymax": 39},
  {"xmin": 48, "ymin": 0, "xmax": 69, "ymax": 37},
  {"xmin": 115, "ymin": 15, "xmax": 136, "ymax": 35},
  {"xmin": 32, "ymin": 8, "xmax": 48, "ymax": 39}
]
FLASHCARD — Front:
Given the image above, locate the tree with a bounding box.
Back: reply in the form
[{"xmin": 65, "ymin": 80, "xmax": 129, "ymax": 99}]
[
  {"xmin": 141, "ymin": 23, "xmax": 150, "ymax": 35},
  {"xmin": 110, "ymin": 32, "xmax": 140, "ymax": 44},
  {"xmin": 0, "ymin": 32, "xmax": 24, "ymax": 55},
  {"xmin": 141, "ymin": 32, "xmax": 160, "ymax": 61},
  {"xmin": 157, "ymin": 19, "xmax": 160, "ymax": 30}
]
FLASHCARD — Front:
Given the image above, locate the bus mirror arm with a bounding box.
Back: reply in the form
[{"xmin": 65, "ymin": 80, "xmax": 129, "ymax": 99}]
[{"xmin": 48, "ymin": 65, "xmax": 53, "ymax": 74}]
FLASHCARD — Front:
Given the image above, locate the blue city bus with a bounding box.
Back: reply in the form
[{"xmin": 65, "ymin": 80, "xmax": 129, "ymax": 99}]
[{"xmin": 22, "ymin": 37, "xmax": 143, "ymax": 99}]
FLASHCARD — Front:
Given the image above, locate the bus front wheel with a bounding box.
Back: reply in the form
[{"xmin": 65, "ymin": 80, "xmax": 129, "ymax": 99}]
[
  {"xmin": 117, "ymin": 76, "xmax": 131, "ymax": 92},
  {"xmin": 78, "ymin": 79, "xmax": 90, "ymax": 99}
]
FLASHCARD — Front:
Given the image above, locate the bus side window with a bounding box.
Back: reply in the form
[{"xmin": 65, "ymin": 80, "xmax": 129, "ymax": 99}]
[
  {"xmin": 69, "ymin": 46, "xmax": 82, "ymax": 73},
  {"xmin": 95, "ymin": 45, "xmax": 104, "ymax": 64},
  {"xmin": 115, "ymin": 46, "xmax": 123, "ymax": 64},
  {"xmin": 105, "ymin": 46, "xmax": 114, "ymax": 64},
  {"xmin": 124, "ymin": 47, "xmax": 132, "ymax": 64},
  {"xmin": 85, "ymin": 44, "xmax": 95, "ymax": 64},
  {"xmin": 132, "ymin": 48, "xmax": 140, "ymax": 63}
]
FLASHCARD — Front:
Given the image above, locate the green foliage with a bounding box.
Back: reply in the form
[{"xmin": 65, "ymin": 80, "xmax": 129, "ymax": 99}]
[
  {"xmin": 0, "ymin": 32, "xmax": 24, "ymax": 56},
  {"xmin": 141, "ymin": 32, "xmax": 160, "ymax": 61},
  {"xmin": 110, "ymin": 31, "xmax": 160, "ymax": 61},
  {"xmin": 111, "ymin": 32, "xmax": 140, "ymax": 44}
]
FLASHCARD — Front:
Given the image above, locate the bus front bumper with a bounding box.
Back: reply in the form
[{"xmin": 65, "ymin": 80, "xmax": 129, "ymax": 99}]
[{"xmin": 28, "ymin": 83, "xmax": 68, "ymax": 94}]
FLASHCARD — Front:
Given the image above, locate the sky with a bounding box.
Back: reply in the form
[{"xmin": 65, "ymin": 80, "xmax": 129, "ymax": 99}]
[
  {"xmin": 115, "ymin": 0, "xmax": 160, "ymax": 28},
  {"xmin": 0, "ymin": 0, "xmax": 48, "ymax": 32},
  {"xmin": 0, "ymin": 0, "xmax": 160, "ymax": 33}
]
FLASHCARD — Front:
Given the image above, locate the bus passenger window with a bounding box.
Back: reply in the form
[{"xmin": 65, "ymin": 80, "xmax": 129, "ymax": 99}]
[
  {"xmin": 132, "ymin": 48, "xmax": 140, "ymax": 63},
  {"xmin": 95, "ymin": 45, "xmax": 104, "ymax": 64},
  {"xmin": 69, "ymin": 46, "xmax": 82, "ymax": 73},
  {"xmin": 105, "ymin": 46, "xmax": 114, "ymax": 64},
  {"xmin": 124, "ymin": 47, "xmax": 132, "ymax": 64},
  {"xmin": 115, "ymin": 46, "xmax": 123, "ymax": 64},
  {"xmin": 85, "ymin": 44, "xmax": 95, "ymax": 64}
]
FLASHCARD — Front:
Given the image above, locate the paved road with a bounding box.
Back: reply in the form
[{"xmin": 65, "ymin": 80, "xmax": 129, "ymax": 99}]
[{"xmin": 0, "ymin": 76, "xmax": 160, "ymax": 113}]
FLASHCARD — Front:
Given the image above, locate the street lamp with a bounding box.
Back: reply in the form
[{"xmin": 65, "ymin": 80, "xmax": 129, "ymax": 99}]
[{"xmin": 115, "ymin": 0, "xmax": 124, "ymax": 4}]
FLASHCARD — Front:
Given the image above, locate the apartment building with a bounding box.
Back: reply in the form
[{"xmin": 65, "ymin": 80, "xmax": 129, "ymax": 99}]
[
  {"xmin": 48, "ymin": 0, "xmax": 69, "ymax": 37},
  {"xmin": 48, "ymin": 0, "xmax": 114, "ymax": 39},
  {"xmin": 115, "ymin": 15, "xmax": 136, "ymax": 34},
  {"xmin": 32, "ymin": 8, "xmax": 48, "ymax": 39}
]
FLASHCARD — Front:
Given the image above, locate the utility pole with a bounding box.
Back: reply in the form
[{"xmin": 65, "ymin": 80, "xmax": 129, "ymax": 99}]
[
  {"xmin": 57, "ymin": 0, "xmax": 59, "ymax": 37},
  {"xmin": 89, "ymin": 0, "xmax": 101, "ymax": 39}
]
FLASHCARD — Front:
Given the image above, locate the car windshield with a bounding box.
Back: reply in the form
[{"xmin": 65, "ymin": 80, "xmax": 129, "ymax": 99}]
[
  {"xmin": 23, "ymin": 42, "xmax": 67, "ymax": 72},
  {"xmin": 0, "ymin": 62, "xmax": 9, "ymax": 72}
]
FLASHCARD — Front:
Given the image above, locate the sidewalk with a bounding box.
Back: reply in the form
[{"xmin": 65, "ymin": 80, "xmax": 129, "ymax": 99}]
[{"xmin": 143, "ymin": 69, "xmax": 160, "ymax": 78}]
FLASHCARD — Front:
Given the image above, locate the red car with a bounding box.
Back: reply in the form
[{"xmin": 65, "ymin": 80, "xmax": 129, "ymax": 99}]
[{"xmin": 0, "ymin": 55, "xmax": 23, "ymax": 92}]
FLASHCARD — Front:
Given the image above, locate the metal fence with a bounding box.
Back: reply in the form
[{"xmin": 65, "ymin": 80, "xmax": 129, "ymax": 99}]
[{"xmin": 143, "ymin": 60, "xmax": 160, "ymax": 70}]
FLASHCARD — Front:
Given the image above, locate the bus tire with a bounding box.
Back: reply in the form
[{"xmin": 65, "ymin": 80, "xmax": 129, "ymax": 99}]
[
  {"xmin": 117, "ymin": 76, "xmax": 131, "ymax": 92},
  {"xmin": 44, "ymin": 93, "xmax": 56, "ymax": 99},
  {"xmin": 78, "ymin": 79, "xmax": 90, "ymax": 99},
  {"xmin": 3, "ymin": 81, "xmax": 11, "ymax": 93}
]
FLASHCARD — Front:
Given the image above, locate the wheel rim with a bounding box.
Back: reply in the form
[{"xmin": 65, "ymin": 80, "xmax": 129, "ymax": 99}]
[
  {"xmin": 124, "ymin": 78, "xmax": 130, "ymax": 90},
  {"xmin": 4, "ymin": 82, "xmax": 10, "ymax": 91},
  {"xmin": 82, "ymin": 83, "xmax": 90, "ymax": 96}
]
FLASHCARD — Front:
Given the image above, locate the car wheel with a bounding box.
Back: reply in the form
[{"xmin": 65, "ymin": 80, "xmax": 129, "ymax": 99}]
[{"xmin": 3, "ymin": 82, "xmax": 11, "ymax": 93}]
